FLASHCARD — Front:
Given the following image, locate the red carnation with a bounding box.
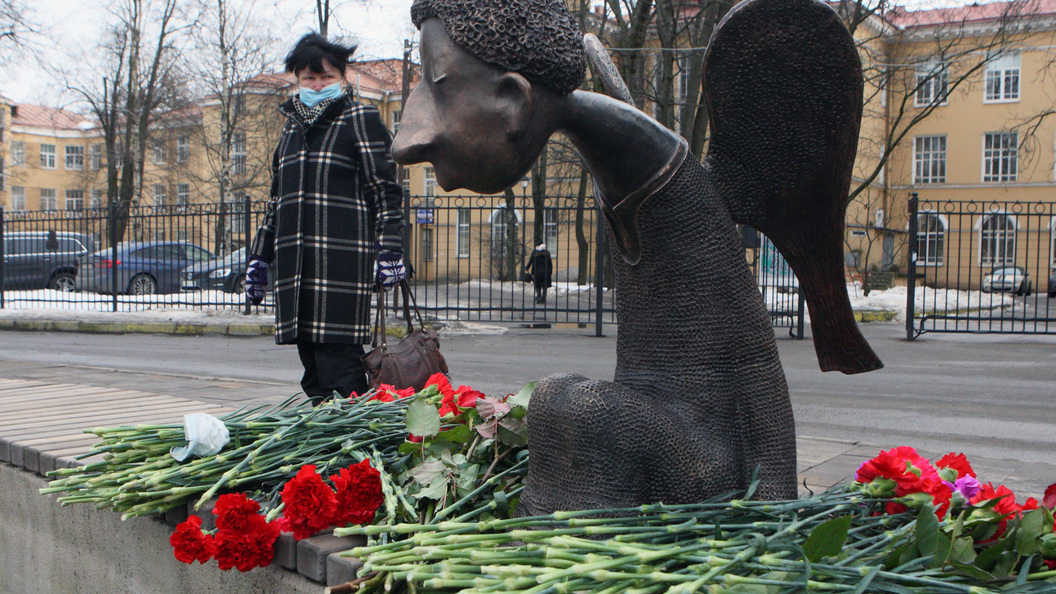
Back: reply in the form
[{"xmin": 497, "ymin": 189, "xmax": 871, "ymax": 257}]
[
  {"xmin": 369, "ymin": 388, "xmax": 395, "ymax": 403},
  {"xmin": 170, "ymin": 515, "xmax": 215, "ymax": 565},
  {"xmin": 935, "ymin": 452, "xmax": 976, "ymax": 479},
  {"xmin": 1043, "ymin": 483, "xmax": 1056, "ymax": 510},
  {"xmin": 213, "ymin": 513, "xmax": 280, "ymax": 572},
  {"xmin": 971, "ymin": 483, "xmax": 1021, "ymax": 517},
  {"xmin": 426, "ymin": 373, "xmax": 455, "ymax": 398},
  {"xmin": 857, "ymin": 446, "xmax": 951, "ymax": 519},
  {"xmin": 280, "ymin": 465, "xmax": 339, "ymax": 540},
  {"xmin": 455, "ymin": 386, "xmax": 484, "ymax": 409},
  {"xmin": 213, "ymin": 492, "xmax": 261, "ymax": 532},
  {"xmin": 330, "ymin": 460, "xmax": 384, "ymax": 526}
]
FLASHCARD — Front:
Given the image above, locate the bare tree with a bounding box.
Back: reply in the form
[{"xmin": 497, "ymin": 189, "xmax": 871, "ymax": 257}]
[
  {"xmin": 178, "ymin": 0, "xmax": 282, "ymax": 254},
  {"xmin": 62, "ymin": 0, "xmax": 189, "ymax": 244},
  {"xmin": 0, "ymin": 0, "xmax": 34, "ymax": 69}
]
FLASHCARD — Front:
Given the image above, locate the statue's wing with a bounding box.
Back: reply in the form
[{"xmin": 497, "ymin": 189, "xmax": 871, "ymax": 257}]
[{"xmin": 703, "ymin": 0, "xmax": 882, "ymax": 374}]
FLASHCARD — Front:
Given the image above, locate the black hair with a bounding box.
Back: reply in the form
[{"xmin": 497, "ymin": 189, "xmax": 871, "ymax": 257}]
[{"xmin": 284, "ymin": 33, "xmax": 357, "ymax": 76}]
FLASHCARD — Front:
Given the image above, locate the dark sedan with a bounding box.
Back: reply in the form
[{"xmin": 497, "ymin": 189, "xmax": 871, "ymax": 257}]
[
  {"xmin": 180, "ymin": 247, "xmax": 272, "ymax": 294},
  {"xmin": 75, "ymin": 241, "xmax": 214, "ymax": 295}
]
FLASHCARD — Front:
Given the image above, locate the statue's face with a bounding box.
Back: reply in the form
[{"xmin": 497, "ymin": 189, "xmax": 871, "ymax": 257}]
[{"xmin": 391, "ymin": 18, "xmax": 540, "ymax": 194}]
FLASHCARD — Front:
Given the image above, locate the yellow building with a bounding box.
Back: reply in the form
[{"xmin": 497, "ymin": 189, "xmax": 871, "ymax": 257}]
[{"xmin": 846, "ymin": 0, "xmax": 1056, "ymax": 289}]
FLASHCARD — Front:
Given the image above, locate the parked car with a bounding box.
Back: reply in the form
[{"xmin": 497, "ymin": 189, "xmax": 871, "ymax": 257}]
[
  {"xmin": 75, "ymin": 241, "xmax": 215, "ymax": 295},
  {"xmin": 1048, "ymin": 268, "xmax": 1056, "ymax": 298},
  {"xmin": 1, "ymin": 231, "xmax": 96, "ymax": 291},
  {"xmin": 180, "ymin": 247, "xmax": 273, "ymax": 294},
  {"xmin": 981, "ymin": 266, "xmax": 1032, "ymax": 296}
]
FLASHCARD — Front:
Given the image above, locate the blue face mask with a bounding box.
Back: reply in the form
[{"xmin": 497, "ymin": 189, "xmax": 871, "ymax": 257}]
[{"xmin": 298, "ymin": 82, "xmax": 343, "ymax": 108}]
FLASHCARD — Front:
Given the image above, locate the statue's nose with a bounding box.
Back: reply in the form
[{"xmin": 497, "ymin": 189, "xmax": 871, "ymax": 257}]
[{"xmin": 391, "ymin": 129, "xmax": 431, "ymax": 166}]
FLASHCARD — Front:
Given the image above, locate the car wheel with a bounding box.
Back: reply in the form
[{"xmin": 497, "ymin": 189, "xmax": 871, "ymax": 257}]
[
  {"xmin": 48, "ymin": 272, "xmax": 76, "ymax": 292},
  {"xmin": 128, "ymin": 274, "xmax": 157, "ymax": 295}
]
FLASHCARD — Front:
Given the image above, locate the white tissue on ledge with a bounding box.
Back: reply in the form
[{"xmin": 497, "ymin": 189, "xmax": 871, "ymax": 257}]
[{"xmin": 170, "ymin": 412, "xmax": 231, "ymax": 461}]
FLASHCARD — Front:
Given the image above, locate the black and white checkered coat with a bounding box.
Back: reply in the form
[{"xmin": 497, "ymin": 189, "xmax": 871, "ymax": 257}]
[{"xmin": 250, "ymin": 96, "xmax": 404, "ymax": 344}]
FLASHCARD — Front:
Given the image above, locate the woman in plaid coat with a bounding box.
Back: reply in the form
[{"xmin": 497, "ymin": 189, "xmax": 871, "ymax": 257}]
[{"xmin": 247, "ymin": 34, "xmax": 405, "ymax": 403}]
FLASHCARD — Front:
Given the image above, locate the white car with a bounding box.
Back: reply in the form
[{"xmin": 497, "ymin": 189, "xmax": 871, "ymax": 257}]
[{"xmin": 982, "ymin": 266, "xmax": 1032, "ymax": 296}]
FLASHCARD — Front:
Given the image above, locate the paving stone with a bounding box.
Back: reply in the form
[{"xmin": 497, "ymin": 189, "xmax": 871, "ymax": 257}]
[
  {"xmin": 326, "ymin": 552, "xmax": 364, "ymax": 587},
  {"xmin": 274, "ymin": 532, "xmax": 298, "ymax": 570},
  {"xmin": 296, "ymin": 533, "xmax": 364, "ymax": 583},
  {"xmin": 10, "ymin": 442, "xmax": 23, "ymax": 467},
  {"xmin": 39, "ymin": 451, "xmax": 59, "ymax": 474},
  {"xmin": 0, "ymin": 437, "xmax": 9, "ymax": 462},
  {"xmin": 164, "ymin": 504, "xmax": 189, "ymax": 525},
  {"xmin": 188, "ymin": 496, "xmax": 218, "ymax": 531},
  {"xmin": 22, "ymin": 447, "xmax": 40, "ymax": 473}
]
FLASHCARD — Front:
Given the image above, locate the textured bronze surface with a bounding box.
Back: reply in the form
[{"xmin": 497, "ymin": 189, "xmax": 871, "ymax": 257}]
[
  {"xmin": 394, "ymin": 0, "xmax": 880, "ymax": 515},
  {"xmin": 411, "ymin": 0, "xmax": 586, "ymax": 95}
]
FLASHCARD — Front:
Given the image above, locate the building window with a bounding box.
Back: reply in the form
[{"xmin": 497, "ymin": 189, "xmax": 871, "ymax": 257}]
[
  {"xmin": 177, "ymin": 136, "xmax": 190, "ymax": 163},
  {"xmin": 40, "ymin": 188, "xmax": 57, "ymax": 210},
  {"xmin": 153, "ymin": 184, "xmax": 167, "ymax": 208},
  {"xmin": 153, "ymin": 142, "xmax": 166, "ymax": 165},
  {"xmin": 176, "ymin": 183, "xmax": 190, "ymax": 207},
  {"xmin": 490, "ymin": 208, "xmax": 521, "ymax": 263},
  {"xmin": 90, "ymin": 144, "xmax": 104, "ymax": 170},
  {"xmin": 40, "ymin": 144, "xmax": 56, "ymax": 169},
  {"xmin": 916, "ymin": 213, "xmax": 945, "ymax": 266},
  {"xmin": 154, "ymin": 230, "xmax": 166, "ymax": 241},
  {"xmin": 979, "ymin": 214, "xmax": 1016, "ymax": 267},
  {"xmin": 985, "ymin": 52, "xmax": 1020, "ymax": 102},
  {"xmin": 232, "ymin": 133, "xmax": 246, "ymax": 175},
  {"xmin": 0, "ymin": 156, "xmax": 4, "ymax": 191},
  {"xmin": 983, "ymin": 131, "xmax": 1017, "ymax": 182},
  {"xmin": 90, "ymin": 189, "xmax": 104, "ymax": 209},
  {"xmin": 177, "ymin": 230, "xmax": 189, "ymax": 241},
  {"xmin": 913, "ymin": 135, "xmax": 946, "ymax": 184},
  {"xmin": 543, "ymin": 207, "xmax": 559, "ymax": 248},
  {"xmin": 11, "ymin": 186, "xmax": 25, "ymax": 211},
  {"xmin": 400, "ymin": 168, "xmax": 410, "ymax": 196},
  {"xmin": 65, "ymin": 189, "xmax": 84, "ymax": 211},
  {"xmin": 421, "ymin": 227, "xmax": 433, "ymax": 262},
  {"xmin": 233, "ymin": 94, "xmax": 246, "ymax": 116},
  {"xmin": 391, "ymin": 110, "xmax": 401, "ymax": 134},
  {"xmin": 11, "ymin": 141, "xmax": 25, "ymax": 166},
  {"xmin": 424, "ymin": 167, "xmax": 437, "ymax": 196},
  {"xmin": 915, "ymin": 60, "xmax": 948, "ymax": 107},
  {"xmin": 65, "ymin": 145, "xmax": 84, "ymax": 170},
  {"xmin": 456, "ymin": 208, "xmax": 470, "ymax": 258}
]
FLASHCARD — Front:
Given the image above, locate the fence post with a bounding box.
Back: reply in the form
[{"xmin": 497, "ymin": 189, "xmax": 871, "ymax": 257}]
[
  {"xmin": 110, "ymin": 201, "xmax": 119, "ymax": 312},
  {"xmin": 594, "ymin": 214, "xmax": 605, "ymax": 338},
  {"xmin": 0, "ymin": 207, "xmax": 5, "ymax": 309},
  {"xmin": 243, "ymin": 195, "xmax": 252, "ymax": 316},
  {"xmin": 795, "ymin": 290, "xmax": 805, "ymax": 339},
  {"xmin": 906, "ymin": 191, "xmax": 919, "ymax": 341}
]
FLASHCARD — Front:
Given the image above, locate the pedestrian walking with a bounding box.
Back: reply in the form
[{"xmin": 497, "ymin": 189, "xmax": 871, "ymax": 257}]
[
  {"xmin": 525, "ymin": 243, "xmax": 553, "ymax": 305},
  {"xmin": 245, "ymin": 33, "xmax": 405, "ymax": 405}
]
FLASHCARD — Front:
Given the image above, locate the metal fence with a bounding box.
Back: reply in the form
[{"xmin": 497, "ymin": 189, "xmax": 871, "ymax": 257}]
[
  {"xmin": 906, "ymin": 192, "xmax": 1056, "ymax": 338},
  {"xmin": 0, "ymin": 197, "xmax": 804, "ymax": 334}
]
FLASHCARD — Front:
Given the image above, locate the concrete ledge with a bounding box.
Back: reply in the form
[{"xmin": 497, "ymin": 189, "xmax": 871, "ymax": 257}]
[
  {"xmin": 0, "ymin": 319, "xmax": 274, "ymax": 336},
  {"xmin": 1, "ymin": 463, "xmax": 319, "ymax": 594},
  {"xmin": 297, "ymin": 533, "xmax": 366, "ymax": 583}
]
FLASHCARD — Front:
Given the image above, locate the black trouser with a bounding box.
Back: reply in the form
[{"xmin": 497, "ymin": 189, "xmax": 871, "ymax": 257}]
[{"xmin": 296, "ymin": 342, "xmax": 369, "ymax": 405}]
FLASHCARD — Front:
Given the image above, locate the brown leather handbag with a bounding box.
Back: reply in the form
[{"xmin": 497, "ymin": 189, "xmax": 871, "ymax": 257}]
[{"xmin": 361, "ymin": 280, "xmax": 448, "ymax": 392}]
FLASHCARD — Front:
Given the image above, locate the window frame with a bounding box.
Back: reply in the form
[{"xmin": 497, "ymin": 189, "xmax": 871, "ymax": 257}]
[
  {"xmin": 978, "ymin": 213, "xmax": 1017, "ymax": 267},
  {"xmin": 39, "ymin": 188, "xmax": 57, "ymax": 211},
  {"xmin": 65, "ymin": 189, "xmax": 85, "ymax": 211},
  {"xmin": 984, "ymin": 52, "xmax": 1020, "ymax": 103},
  {"xmin": 153, "ymin": 184, "xmax": 167, "ymax": 209},
  {"xmin": 177, "ymin": 136, "xmax": 190, "ymax": 163},
  {"xmin": 914, "ymin": 60, "xmax": 949, "ymax": 108},
  {"xmin": 424, "ymin": 167, "xmax": 438, "ymax": 197},
  {"xmin": 11, "ymin": 186, "xmax": 26, "ymax": 211},
  {"xmin": 982, "ymin": 131, "xmax": 1018, "ymax": 183},
  {"xmin": 153, "ymin": 142, "xmax": 166, "ymax": 166},
  {"xmin": 90, "ymin": 144, "xmax": 104, "ymax": 170},
  {"xmin": 913, "ymin": 135, "xmax": 947, "ymax": 184},
  {"xmin": 456, "ymin": 208, "xmax": 471, "ymax": 258},
  {"xmin": 231, "ymin": 132, "xmax": 247, "ymax": 175},
  {"xmin": 11, "ymin": 141, "xmax": 25, "ymax": 166},
  {"xmin": 40, "ymin": 144, "xmax": 57, "ymax": 169},
  {"xmin": 65, "ymin": 145, "xmax": 84, "ymax": 171},
  {"xmin": 915, "ymin": 212, "xmax": 946, "ymax": 266},
  {"xmin": 176, "ymin": 183, "xmax": 190, "ymax": 207}
]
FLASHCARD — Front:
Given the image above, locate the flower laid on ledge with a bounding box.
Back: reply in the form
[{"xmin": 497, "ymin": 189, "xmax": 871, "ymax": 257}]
[
  {"xmin": 170, "ymin": 493, "xmax": 279, "ymax": 572},
  {"xmin": 277, "ymin": 460, "xmax": 383, "ymax": 539}
]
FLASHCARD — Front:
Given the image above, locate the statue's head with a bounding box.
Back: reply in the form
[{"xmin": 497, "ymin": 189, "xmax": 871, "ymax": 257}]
[{"xmin": 392, "ymin": 0, "xmax": 586, "ymax": 194}]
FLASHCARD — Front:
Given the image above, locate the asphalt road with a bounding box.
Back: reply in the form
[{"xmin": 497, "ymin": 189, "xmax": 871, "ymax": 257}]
[{"xmin": 0, "ymin": 322, "xmax": 1053, "ymax": 467}]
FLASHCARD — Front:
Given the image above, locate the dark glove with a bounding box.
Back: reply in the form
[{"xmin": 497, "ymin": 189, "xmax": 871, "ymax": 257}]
[
  {"xmin": 245, "ymin": 256, "xmax": 269, "ymax": 305},
  {"xmin": 374, "ymin": 250, "xmax": 406, "ymax": 291}
]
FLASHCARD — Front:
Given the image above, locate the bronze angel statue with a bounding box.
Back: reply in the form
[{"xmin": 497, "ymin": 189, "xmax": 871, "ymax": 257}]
[{"xmin": 391, "ymin": 0, "xmax": 882, "ymax": 513}]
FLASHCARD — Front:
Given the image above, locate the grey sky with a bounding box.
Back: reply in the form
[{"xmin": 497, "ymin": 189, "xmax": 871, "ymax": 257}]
[{"xmin": 1, "ymin": 0, "xmax": 416, "ymax": 107}]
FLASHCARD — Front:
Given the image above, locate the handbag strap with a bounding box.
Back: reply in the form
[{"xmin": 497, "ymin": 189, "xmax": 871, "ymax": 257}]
[
  {"xmin": 372, "ymin": 289, "xmax": 388, "ymax": 350},
  {"xmin": 399, "ymin": 279, "xmax": 427, "ymax": 330}
]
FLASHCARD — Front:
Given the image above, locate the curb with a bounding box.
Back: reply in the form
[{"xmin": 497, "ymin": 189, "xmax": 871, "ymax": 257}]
[
  {"xmin": 853, "ymin": 309, "xmax": 898, "ymax": 323},
  {"xmin": 0, "ymin": 319, "xmax": 275, "ymax": 337}
]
